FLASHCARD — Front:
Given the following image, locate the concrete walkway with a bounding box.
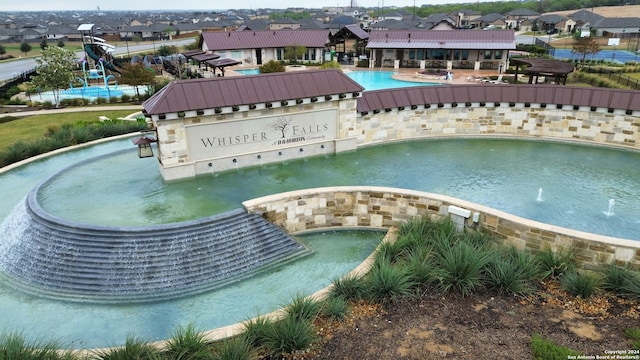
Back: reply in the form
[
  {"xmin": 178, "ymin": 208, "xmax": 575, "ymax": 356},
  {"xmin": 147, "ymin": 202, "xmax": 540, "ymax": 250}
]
[{"xmin": 1, "ymin": 105, "xmax": 143, "ymax": 118}]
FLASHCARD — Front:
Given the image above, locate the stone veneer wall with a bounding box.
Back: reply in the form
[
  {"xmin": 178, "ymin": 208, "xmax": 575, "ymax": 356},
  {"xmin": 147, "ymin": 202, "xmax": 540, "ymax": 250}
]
[
  {"xmin": 350, "ymin": 104, "xmax": 640, "ymax": 149},
  {"xmin": 243, "ymin": 186, "xmax": 640, "ymax": 271},
  {"xmin": 153, "ymin": 98, "xmax": 359, "ymax": 179}
]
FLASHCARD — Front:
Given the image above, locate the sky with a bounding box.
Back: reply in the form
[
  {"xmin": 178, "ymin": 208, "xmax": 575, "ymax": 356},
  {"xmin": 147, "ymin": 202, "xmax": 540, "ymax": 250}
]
[{"xmin": 1, "ymin": 0, "xmax": 482, "ymax": 12}]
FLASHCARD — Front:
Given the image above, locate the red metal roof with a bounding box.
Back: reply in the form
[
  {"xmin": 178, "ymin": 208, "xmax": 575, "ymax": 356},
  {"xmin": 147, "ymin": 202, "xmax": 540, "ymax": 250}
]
[
  {"xmin": 143, "ymin": 69, "xmax": 364, "ymax": 115},
  {"xmin": 201, "ymin": 30, "xmax": 331, "ymax": 51},
  {"xmin": 357, "ymin": 85, "xmax": 640, "ymax": 113},
  {"xmin": 366, "ymin": 29, "xmax": 516, "ymax": 50}
]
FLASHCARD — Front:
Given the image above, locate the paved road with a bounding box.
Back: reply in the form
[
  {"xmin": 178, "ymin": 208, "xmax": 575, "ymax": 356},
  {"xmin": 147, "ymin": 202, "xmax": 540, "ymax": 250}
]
[{"xmin": 0, "ymin": 38, "xmax": 195, "ymax": 82}]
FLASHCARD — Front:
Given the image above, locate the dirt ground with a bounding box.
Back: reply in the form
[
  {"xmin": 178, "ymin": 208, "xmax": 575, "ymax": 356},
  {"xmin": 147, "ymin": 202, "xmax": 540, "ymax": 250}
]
[
  {"xmin": 309, "ymin": 280, "xmax": 639, "ymax": 360},
  {"xmin": 548, "ymin": 5, "xmax": 640, "ymax": 17}
]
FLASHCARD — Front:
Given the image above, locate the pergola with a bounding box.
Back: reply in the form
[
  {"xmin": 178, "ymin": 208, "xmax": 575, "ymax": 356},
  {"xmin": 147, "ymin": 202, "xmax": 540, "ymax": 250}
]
[
  {"xmin": 207, "ymin": 58, "xmax": 243, "ymax": 77},
  {"xmin": 510, "ymin": 57, "xmax": 575, "ymax": 85}
]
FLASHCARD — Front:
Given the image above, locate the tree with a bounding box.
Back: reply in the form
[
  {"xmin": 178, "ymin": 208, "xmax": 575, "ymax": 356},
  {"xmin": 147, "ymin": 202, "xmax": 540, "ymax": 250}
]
[
  {"xmin": 20, "ymin": 42, "xmax": 32, "ymax": 56},
  {"xmin": 0, "ymin": 45, "xmax": 6, "ymax": 56},
  {"xmin": 57, "ymin": 40, "xmax": 65, "ymax": 48},
  {"xmin": 572, "ymin": 35, "xmax": 600, "ymax": 63},
  {"xmin": 157, "ymin": 45, "xmax": 179, "ymax": 57},
  {"xmin": 120, "ymin": 63, "xmax": 156, "ymax": 101},
  {"xmin": 30, "ymin": 46, "xmax": 77, "ymax": 107},
  {"xmin": 40, "ymin": 38, "xmax": 48, "ymax": 50},
  {"xmin": 284, "ymin": 44, "xmax": 307, "ymax": 64}
]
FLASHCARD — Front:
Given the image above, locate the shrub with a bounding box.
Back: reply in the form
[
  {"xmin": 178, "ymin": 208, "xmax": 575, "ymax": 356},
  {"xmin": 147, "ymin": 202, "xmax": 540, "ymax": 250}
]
[
  {"xmin": 120, "ymin": 93, "xmax": 131, "ymax": 103},
  {"xmin": 319, "ymin": 60, "xmax": 341, "ymax": 69},
  {"xmin": 364, "ymin": 261, "xmax": 416, "ymax": 303},
  {"xmin": 93, "ymin": 336, "xmax": 162, "ymax": 360},
  {"xmin": 212, "ymin": 336, "xmax": 254, "ymax": 360},
  {"xmin": 164, "ymin": 323, "xmax": 212, "ymax": 359},
  {"xmin": 603, "ymin": 264, "xmax": 638, "ymax": 295},
  {"xmin": 263, "ymin": 315, "xmax": 317, "ymax": 357},
  {"xmin": 241, "ymin": 316, "xmax": 273, "ymax": 349},
  {"xmin": 320, "ymin": 294, "xmax": 351, "ymax": 320},
  {"xmin": 485, "ymin": 258, "xmax": 531, "ymax": 295},
  {"xmin": 535, "ymin": 247, "xmax": 575, "ymax": 278},
  {"xmin": 530, "ymin": 333, "xmax": 580, "ymax": 360},
  {"xmin": 405, "ymin": 246, "xmax": 435, "ymax": 286},
  {"xmin": 560, "ymin": 270, "xmax": 601, "ymax": 298},
  {"xmin": 432, "ymin": 241, "xmax": 493, "ymax": 297},
  {"xmin": 624, "ymin": 328, "xmax": 640, "ymax": 350},
  {"xmin": 622, "ymin": 275, "xmax": 640, "ymax": 300},
  {"xmin": 0, "ymin": 331, "xmax": 75, "ymax": 360},
  {"xmin": 259, "ymin": 60, "xmax": 285, "ymax": 73},
  {"xmin": 283, "ymin": 292, "xmax": 321, "ymax": 322},
  {"xmin": 330, "ymin": 274, "xmax": 364, "ymax": 301}
]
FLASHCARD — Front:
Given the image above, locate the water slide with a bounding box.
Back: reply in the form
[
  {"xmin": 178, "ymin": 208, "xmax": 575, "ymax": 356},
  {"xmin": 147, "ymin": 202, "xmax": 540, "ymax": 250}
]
[{"xmin": 84, "ymin": 43, "xmax": 121, "ymax": 74}]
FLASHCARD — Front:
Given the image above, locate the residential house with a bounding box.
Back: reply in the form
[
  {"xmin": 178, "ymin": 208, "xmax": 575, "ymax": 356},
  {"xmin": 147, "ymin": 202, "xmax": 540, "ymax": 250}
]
[
  {"xmin": 592, "ymin": 17, "xmax": 640, "ymax": 38},
  {"xmin": 268, "ymin": 18, "xmax": 301, "ymax": 30},
  {"xmin": 504, "ymin": 8, "xmax": 540, "ymax": 30},
  {"xmin": 534, "ymin": 14, "xmax": 567, "ymax": 33},
  {"xmin": 366, "ymin": 29, "xmax": 515, "ymax": 71},
  {"xmin": 567, "ymin": 9, "xmax": 604, "ymax": 34},
  {"xmin": 422, "ymin": 13, "xmax": 457, "ymax": 30},
  {"xmin": 199, "ymin": 29, "xmax": 331, "ymax": 66},
  {"xmin": 450, "ymin": 9, "xmax": 481, "ymax": 28},
  {"xmin": 471, "ymin": 13, "xmax": 506, "ymax": 29}
]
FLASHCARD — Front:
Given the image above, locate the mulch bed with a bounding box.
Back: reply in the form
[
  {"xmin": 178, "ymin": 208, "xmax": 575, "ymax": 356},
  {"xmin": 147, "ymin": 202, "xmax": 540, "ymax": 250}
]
[{"xmin": 308, "ymin": 280, "xmax": 639, "ymax": 359}]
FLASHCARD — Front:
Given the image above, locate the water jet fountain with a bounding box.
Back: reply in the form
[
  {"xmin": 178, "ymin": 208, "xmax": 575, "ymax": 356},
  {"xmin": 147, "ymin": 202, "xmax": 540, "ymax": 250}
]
[{"xmin": 605, "ymin": 199, "xmax": 616, "ymax": 217}]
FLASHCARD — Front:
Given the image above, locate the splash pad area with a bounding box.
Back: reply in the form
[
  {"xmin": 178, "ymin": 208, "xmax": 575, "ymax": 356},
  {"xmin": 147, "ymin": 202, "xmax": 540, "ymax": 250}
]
[
  {"xmin": 1, "ymin": 136, "xmax": 640, "ymax": 348},
  {"xmin": 33, "ymin": 84, "xmax": 143, "ymax": 103}
]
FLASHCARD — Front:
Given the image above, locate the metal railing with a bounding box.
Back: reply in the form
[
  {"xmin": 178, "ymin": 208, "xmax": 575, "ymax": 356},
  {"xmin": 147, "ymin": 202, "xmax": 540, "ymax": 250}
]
[{"xmin": 580, "ymin": 65, "xmax": 640, "ymax": 90}]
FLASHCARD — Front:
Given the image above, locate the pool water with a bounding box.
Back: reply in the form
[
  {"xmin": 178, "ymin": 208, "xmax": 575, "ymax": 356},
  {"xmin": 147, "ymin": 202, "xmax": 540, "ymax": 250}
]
[
  {"xmin": 234, "ymin": 68, "xmax": 437, "ymax": 90},
  {"xmin": 347, "ymin": 70, "xmax": 439, "ymax": 91},
  {"xmin": 34, "ymin": 85, "xmax": 143, "ymax": 103},
  {"xmin": 235, "ymin": 68, "xmax": 261, "ymax": 75},
  {"xmin": 24, "ymin": 138, "xmax": 640, "ymax": 240},
  {"xmin": 0, "ymin": 228, "xmax": 382, "ymax": 349}
]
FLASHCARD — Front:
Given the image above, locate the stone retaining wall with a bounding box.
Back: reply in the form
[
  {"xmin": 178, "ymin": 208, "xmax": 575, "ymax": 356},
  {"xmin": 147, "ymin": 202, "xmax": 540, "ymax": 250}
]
[{"xmin": 243, "ymin": 186, "xmax": 640, "ymax": 270}]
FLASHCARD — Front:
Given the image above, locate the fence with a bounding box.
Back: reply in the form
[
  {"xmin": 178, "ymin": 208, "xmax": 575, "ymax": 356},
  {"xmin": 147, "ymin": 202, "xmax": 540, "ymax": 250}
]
[
  {"xmin": 0, "ymin": 68, "xmax": 36, "ymax": 97},
  {"xmin": 580, "ymin": 65, "xmax": 640, "ymax": 90}
]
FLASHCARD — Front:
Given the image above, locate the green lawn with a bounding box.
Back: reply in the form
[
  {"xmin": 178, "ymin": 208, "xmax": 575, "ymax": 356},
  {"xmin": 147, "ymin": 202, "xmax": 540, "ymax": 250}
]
[
  {"xmin": 0, "ymin": 109, "xmax": 138, "ymax": 153},
  {"xmin": 1, "ymin": 43, "xmax": 84, "ymax": 59}
]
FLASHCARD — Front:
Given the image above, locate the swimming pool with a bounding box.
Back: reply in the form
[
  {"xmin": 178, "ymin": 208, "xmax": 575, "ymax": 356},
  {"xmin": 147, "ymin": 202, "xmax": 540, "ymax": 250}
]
[
  {"xmin": 34, "ymin": 85, "xmax": 144, "ymax": 103},
  {"xmin": 234, "ymin": 68, "xmax": 438, "ymax": 90},
  {"xmin": 347, "ymin": 71, "xmax": 439, "ymax": 91},
  {"xmin": 235, "ymin": 68, "xmax": 261, "ymax": 75}
]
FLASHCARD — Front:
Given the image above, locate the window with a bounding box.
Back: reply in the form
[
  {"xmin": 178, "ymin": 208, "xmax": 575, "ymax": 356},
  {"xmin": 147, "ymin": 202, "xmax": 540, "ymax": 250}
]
[
  {"xmin": 461, "ymin": 50, "xmax": 469, "ymax": 60},
  {"xmin": 276, "ymin": 48, "xmax": 284, "ymax": 61},
  {"xmin": 484, "ymin": 50, "xmax": 492, "ymax": 60},
  {"xmin": 310, "ymin": 50, "xmax": 316, "ymax": 61},
  {"xmin": 231, "ymin": 50, "xmax": 242, "ymax": 59},
  {"xmin": 494, "ymin": 50, "xmax": 503, "ymax": 59}
]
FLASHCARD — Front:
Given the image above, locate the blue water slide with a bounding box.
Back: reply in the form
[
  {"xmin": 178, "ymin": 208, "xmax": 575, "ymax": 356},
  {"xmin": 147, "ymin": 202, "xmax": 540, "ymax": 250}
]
[{"xmin": 84, "ymin": 44, "xmax": 121, "ymax": 74}]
